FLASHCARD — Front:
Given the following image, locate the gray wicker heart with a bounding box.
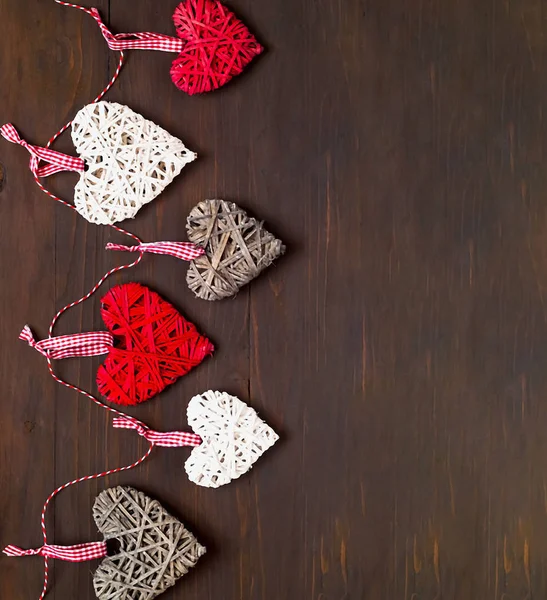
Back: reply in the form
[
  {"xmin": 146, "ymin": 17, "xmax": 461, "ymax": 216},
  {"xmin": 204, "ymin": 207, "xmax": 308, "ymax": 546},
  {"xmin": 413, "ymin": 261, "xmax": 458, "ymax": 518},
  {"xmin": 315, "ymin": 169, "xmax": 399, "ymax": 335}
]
[
  {"xmin": 186, "ymin": 199, "xmax": 285, "ymax": 300},
  {"xmin": 93, "ymin": 486, "xmax": 205, "ymax": 600}
]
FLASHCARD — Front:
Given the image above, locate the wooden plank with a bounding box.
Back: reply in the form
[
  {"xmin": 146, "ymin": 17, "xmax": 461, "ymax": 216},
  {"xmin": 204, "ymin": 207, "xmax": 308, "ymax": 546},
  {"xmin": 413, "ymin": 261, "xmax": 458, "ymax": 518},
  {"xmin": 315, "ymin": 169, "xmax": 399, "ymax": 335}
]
[{"xmin": 249, "ymin": 0, "xmax": 547, "ymax": 598}]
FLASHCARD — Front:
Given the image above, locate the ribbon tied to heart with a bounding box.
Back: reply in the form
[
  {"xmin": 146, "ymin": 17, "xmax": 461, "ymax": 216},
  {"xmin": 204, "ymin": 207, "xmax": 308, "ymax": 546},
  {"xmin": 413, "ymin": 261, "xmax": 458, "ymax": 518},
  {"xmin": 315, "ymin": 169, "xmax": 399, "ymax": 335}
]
[
  {"xmin": 20, "ymin": 283, "xmax": 214, "ymax": 406},
  {"xmin": 4, "ymin": 542, "xmax": 107, "ymax": 562},
  {"xmin": 20, "ymin": 325, "xmax": 114, "ymax": 360},
  {"xmin": 55, "ymin": 2, "xmax": 185, "ymax": 53},
  {"xmin": 112, "ymin": 417, "xmax": 202, "ymax": 447},
  {"xmin": 57, "ymin": 0, "xmax": 263, "ymax": 95},
  {"xmin": 5, "ymin": 486, "xmax": 206, "ymax": 600},
  {"xmin": 106, "ymin": 241, "xmax": 205, "ymax": 262},
  {"xmin": 0, "ymin": 123, "xmax": 85, "ymax": 178}
]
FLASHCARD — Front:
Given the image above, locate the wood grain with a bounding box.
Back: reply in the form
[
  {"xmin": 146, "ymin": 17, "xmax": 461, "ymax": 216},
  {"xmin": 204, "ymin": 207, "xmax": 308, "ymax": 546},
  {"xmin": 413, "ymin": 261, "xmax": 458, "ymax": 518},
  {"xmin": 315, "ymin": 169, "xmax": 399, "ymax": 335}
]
[{"xmin": 3, "ymin": 0, "xmax": 547, "ymax": 598}]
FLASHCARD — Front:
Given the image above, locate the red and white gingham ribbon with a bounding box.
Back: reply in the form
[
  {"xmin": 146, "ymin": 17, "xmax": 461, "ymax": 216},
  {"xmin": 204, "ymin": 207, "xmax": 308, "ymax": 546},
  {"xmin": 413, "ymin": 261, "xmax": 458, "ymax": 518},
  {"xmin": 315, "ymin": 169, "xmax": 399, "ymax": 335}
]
[
  {"xmin": 106, "ymin": 241, "xmax": 205, "ymax": 262},
  {"xmin": 112, "ymin": 417, "xmax": 202, "ymax": 447},
  {"xmin": 0, "ymin": 124, "xmax": 85, "ymax": 178},
  {"xmin": 4, "ymin": 542, "xmax": 107, "ymax": 562},
  {"xmin": 20, "ymin": 325, "xmax": 113, "ymax": 360},
  {"xmin": 56, "ymin": 1, "xmax": 184, "ymax": 53}
]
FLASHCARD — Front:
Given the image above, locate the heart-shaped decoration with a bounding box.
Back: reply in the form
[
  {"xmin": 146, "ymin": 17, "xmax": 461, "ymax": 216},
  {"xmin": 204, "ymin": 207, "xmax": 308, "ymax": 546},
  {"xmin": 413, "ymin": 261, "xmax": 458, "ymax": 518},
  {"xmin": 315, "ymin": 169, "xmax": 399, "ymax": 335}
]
[
  {"xmin": 185, "ymin": 390, "xmax": 279, "ymax": 488},
  {"xmin": 97, "ymin": 282, "xmax": 213, "ymax": 406},
  {"xmin": 93, "ymin": 486, "xmax": 205, "ymax": 600},
  {"xmin": 186, "ymin": 199, "xmax": 285, "ymax": 300},
  {"xmin": 71, "ymin": 101, "xmax": 196, "ymax": 225},
  {"xmin": 170, "ymin": 0, "xmax": 263, "ymax": 95}
]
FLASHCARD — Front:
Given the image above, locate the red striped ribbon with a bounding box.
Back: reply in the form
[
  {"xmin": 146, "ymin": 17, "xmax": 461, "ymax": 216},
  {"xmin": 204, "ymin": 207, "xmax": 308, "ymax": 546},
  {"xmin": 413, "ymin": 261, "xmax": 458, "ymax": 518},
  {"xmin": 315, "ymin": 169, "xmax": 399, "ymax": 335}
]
[
  {"xmin": 106, "ymin": 241, "xmax": 205, "ymax": 262},
  {"xmin": 4, "ymin": 542, "xmax": 107, "ymax": 562},
  {"xmin": 0, "ymin": 124, "xmax": 85, "ymax": 178},
  {"xmin": 20, "ymin": 325, "xmax": 113, "ymax": 360},
  {"xmin": 55, "ymin": 1, "xmax": 184, "ymax": 53},
  {"xmin": 112, "ymin": 417, "xmax": 202, "ymax": 447}
]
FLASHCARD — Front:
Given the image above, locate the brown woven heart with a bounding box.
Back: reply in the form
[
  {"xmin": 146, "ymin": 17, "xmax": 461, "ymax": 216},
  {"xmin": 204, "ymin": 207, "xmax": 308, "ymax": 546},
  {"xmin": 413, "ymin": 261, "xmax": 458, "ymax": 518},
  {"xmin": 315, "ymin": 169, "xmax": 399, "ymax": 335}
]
[
  {"xmin": 92, "ymin": 486, "xmax": 205, "ymax": 600},
  {"xmin": 186, "ymin": 199, "xmax": 285, "ymax": 300}
]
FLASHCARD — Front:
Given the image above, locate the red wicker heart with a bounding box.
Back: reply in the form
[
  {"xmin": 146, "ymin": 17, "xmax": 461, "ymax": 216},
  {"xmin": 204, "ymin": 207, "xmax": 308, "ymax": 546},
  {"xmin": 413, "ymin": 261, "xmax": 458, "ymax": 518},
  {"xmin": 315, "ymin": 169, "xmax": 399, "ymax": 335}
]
[
  {"xmin": 170, "ymin": 0, "xmax": 263, "ymax": 95},
  {"xmin": 97, "ymin": 283, "xmax": 213, "ymax": 406}
]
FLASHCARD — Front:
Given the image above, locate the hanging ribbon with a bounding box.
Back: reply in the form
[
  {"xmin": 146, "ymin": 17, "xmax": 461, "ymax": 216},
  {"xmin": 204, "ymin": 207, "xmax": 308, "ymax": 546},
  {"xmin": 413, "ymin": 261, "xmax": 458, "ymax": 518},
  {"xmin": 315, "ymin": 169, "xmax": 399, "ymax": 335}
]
[
  {"xmin": 4, "ymin": 542, "xmax": 107, "ymax": 562},
  {"xmin": 106, "ymin": 241, "xmax": 205, "ymax": 262},
  {"xmin": 19, "ymin": 326, "xmax": 113, "ymax": 360},
  {"xmin": 0, "ymin": 124, "xmax": 85, "ymax": 178},
  {"xmin": 112, "ymin": 417, "xmax": 202, "ymax": 447},
  {"xmin": 55, "ymin": 1, "xmax": 184, "ymax": 52}
]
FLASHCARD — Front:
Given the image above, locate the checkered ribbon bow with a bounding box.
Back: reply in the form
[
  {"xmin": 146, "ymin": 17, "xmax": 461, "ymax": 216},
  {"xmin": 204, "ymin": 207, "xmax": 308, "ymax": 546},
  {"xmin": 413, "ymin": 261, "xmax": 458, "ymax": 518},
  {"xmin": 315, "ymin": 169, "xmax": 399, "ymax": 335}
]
[
  {"xmin": 20, "ymin": 325, "xmax": 113, "ymax": 360},
  {"xmin": 0, "ymin": 124, "xmax": 85, "ymax": 178},
  {"xmin": 56, "ymin": 1, "xmax": 184, "ymax": 52},
  {"xmin": 112, "ymin": 417, "xmax": 202, "ymax": 447},
  {"xmin": 106, "ymin": 241, "xmax": 205, "ymax": 262},
  {"xmin": 4, "ymin": 542, "xmax": 107, "ymax": 562}
]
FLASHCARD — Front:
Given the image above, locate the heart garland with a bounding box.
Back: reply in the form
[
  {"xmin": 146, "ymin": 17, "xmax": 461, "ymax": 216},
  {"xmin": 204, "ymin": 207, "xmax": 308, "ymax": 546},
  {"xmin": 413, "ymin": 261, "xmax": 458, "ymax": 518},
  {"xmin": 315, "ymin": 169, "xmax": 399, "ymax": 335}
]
[
  {"xmin": 93, "ymin": 486, "xmax": 205, "ymax": 600},
  {"xmin": 4, "ymin": 3, "xmax": 279, "ymax": 599},
  {"xmin": 21, "ymin": 282, "xmax": 214, "ymax": 406},
  {"xmin": 2, "ymin": 397, "xmax": 278, "ymax": 597}
]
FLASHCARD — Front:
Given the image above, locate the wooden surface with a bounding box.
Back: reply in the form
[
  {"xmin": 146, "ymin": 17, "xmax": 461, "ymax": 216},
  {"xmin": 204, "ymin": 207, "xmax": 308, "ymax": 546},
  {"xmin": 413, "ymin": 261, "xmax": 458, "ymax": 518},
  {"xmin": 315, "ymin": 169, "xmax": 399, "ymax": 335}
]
[{"xmin": 2, "ymin": 0, "xmax": 547, "ymax": 598}]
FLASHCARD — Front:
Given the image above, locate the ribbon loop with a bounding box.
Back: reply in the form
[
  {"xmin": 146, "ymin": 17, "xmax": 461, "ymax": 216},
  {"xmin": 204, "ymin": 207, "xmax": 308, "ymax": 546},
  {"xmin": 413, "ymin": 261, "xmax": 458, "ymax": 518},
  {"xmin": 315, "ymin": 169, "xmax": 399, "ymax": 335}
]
[
  {"xmin": 56, "ymin": 2, "xmax": 184, "ymax": 53},
  {"xmin": 0, "ymin": 124, "xmax": 85, "ymax": 178},
  {"xmin": 106, "ymin": 241, "xmax": 205, "ymax": 262},
  {"xmin": 112, "ymin": 417, "xmax": 202, "ymax": 447},
  {"xmin": 4, "ymin": 542, "xmax": 107, "ymax": 562},
  {"xmin": 19, "ymin": 325, "xmax": 113, "ymax": 360}
]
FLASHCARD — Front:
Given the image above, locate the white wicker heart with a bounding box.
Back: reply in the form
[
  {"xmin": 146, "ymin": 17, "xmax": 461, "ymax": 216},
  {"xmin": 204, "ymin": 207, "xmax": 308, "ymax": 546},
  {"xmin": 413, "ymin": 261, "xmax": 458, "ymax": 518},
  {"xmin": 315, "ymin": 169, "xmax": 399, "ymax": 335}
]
[
  {"xmin": 71, "ymin": 101, "xmax": 196, "ymax": 225},
  {"xmin": 185, "ymin": 390, "xmax": 279, "ymax": 488}
]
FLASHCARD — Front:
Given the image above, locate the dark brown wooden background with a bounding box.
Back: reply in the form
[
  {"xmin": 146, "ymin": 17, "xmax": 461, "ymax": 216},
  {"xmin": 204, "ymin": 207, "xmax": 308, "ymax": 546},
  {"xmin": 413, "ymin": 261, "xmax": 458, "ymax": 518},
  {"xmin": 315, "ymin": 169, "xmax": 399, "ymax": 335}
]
[{"xmin": 2, "ymin": 0, "xmax": 547, "ymax": 598}]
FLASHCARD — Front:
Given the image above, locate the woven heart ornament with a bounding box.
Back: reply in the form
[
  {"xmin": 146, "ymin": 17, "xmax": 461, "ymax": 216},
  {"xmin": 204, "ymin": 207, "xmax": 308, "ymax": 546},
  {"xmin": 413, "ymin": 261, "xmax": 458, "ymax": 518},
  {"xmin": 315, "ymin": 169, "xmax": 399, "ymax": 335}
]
[
  {"xmin": 97, "ymin": 283, "xmax": 213, "ymax": 405},
  {"xmin": 21, "ymin": 282, "xmax": 214, "ymax": 406},
  {"xmin": 1, "ymin": 101, "xmax": 195, "ymax": 226},
  {"xmin": 186, "ymin": 199, "xmax": 286, "ymax": 300},
  {"xmin": 170, "ymin": 0, "xmax": 264, "ymax": 94},
  {"xmin": 185, "ymin": 390, "xmax": 279, "ymax": 487},
  {"xmin": 72, "ymin": 102, "xmax": 196, "ymax": 224},
  {"xmin": 93, "ymin": 486, "xmax": 205, "ymax": 600}
]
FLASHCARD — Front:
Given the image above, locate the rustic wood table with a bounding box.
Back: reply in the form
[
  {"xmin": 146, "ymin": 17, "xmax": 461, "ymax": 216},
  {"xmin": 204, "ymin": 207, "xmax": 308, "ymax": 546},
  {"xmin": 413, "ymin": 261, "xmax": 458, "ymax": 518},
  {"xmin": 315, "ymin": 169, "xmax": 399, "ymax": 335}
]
[{"xmin": 2, "ymin": 0, "xmax": 547, "ymax": 598}]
